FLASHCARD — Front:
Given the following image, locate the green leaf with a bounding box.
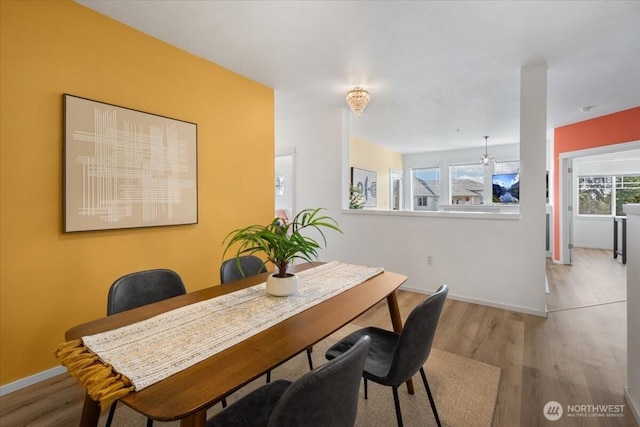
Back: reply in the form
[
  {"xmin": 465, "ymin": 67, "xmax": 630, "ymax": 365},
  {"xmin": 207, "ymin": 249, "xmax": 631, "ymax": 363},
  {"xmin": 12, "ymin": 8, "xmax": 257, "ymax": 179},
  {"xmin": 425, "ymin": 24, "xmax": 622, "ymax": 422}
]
[{"xmin": 221, "ymin": 208, "xmax": 342, "ymax": 277}]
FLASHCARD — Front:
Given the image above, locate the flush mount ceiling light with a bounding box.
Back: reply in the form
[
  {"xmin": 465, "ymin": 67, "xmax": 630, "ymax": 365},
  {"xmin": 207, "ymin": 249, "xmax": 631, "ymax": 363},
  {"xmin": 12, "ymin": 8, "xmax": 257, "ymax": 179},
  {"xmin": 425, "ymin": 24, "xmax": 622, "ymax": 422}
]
[
  {"xmin": 345, "ymin": 87, "xmax": 370, "ymax": 117},
  {"xmin": 480, "ymin": 135, "xmax": 494, "ymax": 167}
]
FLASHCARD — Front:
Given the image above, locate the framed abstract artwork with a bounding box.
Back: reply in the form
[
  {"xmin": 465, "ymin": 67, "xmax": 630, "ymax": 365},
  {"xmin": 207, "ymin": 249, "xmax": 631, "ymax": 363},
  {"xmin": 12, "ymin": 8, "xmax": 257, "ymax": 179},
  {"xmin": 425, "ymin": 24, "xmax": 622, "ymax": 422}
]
[
  {"xmin": 63, "ymin": 94, "xmax": 198, "ymax": 232},
  {"xmin": 351, "ymin": 167, "xmax": 377, "ymax": 207}
]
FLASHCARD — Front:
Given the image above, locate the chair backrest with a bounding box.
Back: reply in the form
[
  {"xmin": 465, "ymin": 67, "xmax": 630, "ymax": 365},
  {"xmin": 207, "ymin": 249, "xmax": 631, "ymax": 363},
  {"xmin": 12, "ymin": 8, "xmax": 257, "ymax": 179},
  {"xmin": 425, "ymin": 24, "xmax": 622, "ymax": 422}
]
[
  {"xmin": 386, "ymin": 284, "xmax": 448, "ymax": 385},
  {"xmin": 220, "ymin": 255, "xmax": 267, "ymax": 284},
  {"xmin": 268, "ymin": 335, "xmax": 370, "ymax": 427},
  {"xmin": 107, "ymin": 269, "xmax": 187, "ymax": 315}
]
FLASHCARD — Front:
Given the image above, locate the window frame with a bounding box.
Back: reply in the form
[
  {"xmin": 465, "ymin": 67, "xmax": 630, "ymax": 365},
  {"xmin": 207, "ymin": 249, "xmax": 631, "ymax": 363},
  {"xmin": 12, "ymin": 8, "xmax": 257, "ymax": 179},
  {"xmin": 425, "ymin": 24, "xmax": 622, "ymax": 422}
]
[
  {"xmin": 449, "ymin": 163, "xmax": 485, "ymax": 206},
  {"xmin": 410, "ymin": 167, "xmax": 440, "ymax": 211},
  {"xmin": 576, "ymin": 174, "xmax": 640, "ymax": 217}
]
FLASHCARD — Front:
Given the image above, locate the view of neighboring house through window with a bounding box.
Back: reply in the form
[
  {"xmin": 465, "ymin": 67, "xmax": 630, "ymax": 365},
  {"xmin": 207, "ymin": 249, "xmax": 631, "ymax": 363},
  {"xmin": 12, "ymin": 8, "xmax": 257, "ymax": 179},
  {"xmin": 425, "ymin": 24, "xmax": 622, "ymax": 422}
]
[
  {"xmin": 411, "ymin": 167, "xmax": 440, "ymax": 211},
  {"xmin": 578, "ymin": 175, "xmax": 640, "ymax": 216},
  {"xmin": 449, "ymin": 164, "xmax": 484, "ymax": 205}
]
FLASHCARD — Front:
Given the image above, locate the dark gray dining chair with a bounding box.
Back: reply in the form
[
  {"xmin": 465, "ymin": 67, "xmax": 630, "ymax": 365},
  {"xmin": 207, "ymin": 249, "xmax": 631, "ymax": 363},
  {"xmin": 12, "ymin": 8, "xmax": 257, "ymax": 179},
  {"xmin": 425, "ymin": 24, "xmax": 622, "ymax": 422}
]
[
  {"xmin": 325, "ymin": 285, "xmax": 449, "ymax": 427},
  {"xmin": 105, "ymin": 269, "xmax": 187, "ymax": 427},
  {"xmin": 107, "ymin": 268, "xmax": 187, "ymax": 315},
  {"xmin": 220, "ymin": 255, "xmax": 267, "ymax": 284},
  {"xmin": 207, "ymin": 335, "xmax": 371, "ymax": 427},
  {"xmin": 220, "ymin": 255, "xmax": 314, "ymax": 382}
]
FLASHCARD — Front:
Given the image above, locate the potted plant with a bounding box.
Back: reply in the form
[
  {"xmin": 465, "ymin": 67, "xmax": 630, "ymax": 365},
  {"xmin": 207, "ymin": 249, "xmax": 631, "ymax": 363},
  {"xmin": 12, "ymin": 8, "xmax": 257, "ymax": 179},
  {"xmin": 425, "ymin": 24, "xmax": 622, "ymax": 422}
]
[
  {"xmin": 222, "ymin": 208, "xmax": 342, "ymax": 296},
  {"xmin": 349, "ymin": 184, "xmax": 365, "ymax": 209}
]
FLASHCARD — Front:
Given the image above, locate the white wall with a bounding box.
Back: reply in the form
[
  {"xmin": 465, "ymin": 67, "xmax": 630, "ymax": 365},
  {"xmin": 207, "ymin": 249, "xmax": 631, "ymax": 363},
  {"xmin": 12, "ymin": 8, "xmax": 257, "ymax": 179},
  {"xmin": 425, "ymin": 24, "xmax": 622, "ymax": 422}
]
[
  {"xmin": 276, "ymin": 65, "xmax": 548, "ymax": 316},
  {"xmin": 276, "ymin": 109, "xmax": 346, "ymax": 217},
  {"xmin": 573, "ymin": 217, "xmax": 614, "ymax": 249}
]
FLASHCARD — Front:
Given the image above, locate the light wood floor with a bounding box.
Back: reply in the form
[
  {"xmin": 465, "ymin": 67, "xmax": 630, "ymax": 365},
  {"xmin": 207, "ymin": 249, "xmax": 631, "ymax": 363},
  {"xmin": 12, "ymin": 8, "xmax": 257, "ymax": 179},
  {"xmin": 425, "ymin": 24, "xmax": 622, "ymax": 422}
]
[
  {"xmin": 1, "ymin": 248, "xmax": 636, "ymax": 426},
  {"xmin": 546, "ymin": 247, "xmax": 627, "ymax": 312}
]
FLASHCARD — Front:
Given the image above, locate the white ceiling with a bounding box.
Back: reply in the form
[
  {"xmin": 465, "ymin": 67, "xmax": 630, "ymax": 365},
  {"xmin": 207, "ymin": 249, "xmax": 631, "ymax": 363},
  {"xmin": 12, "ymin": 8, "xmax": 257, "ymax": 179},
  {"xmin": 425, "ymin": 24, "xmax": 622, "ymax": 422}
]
[{"xmin": 76, "ymin": 0, "xmax": 640, "ymax": 154}]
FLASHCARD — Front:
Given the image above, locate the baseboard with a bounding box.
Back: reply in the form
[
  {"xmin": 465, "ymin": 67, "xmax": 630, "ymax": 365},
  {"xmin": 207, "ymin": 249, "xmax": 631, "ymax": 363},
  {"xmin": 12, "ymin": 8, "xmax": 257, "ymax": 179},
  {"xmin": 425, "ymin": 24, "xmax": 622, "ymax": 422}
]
[
  {"xmin": 400, "ymin": 285, "xmax": 548, "ymax": 318},
  {"xmin": 625, "ymin": 386, "xmax": 640, "ymax": 425},
  {"xmin": 0, "ymin": 365, "xmax": 66, "ymax": 396}
]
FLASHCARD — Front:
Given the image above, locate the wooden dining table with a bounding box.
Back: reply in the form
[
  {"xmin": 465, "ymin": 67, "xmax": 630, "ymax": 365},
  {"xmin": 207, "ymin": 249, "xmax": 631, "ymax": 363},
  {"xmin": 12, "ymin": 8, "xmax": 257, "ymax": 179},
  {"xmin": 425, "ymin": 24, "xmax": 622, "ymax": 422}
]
[{"xmin": 65, "ymin": 262, "xmax": 409, "ymax": 427}]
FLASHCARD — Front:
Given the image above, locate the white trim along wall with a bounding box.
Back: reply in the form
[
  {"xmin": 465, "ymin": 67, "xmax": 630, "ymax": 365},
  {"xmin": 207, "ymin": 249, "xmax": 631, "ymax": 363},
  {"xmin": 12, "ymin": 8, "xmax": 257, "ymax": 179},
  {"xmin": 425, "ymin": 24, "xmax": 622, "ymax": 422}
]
[{"xmin": 0, "ymin": 366, "xmax": 66, "ymax": 396}]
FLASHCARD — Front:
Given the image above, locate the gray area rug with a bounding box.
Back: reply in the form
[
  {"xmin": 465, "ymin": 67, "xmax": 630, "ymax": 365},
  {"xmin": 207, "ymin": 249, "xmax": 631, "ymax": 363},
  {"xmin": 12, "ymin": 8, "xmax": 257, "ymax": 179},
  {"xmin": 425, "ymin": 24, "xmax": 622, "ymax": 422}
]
[{"xmin": 100, "ymin": 323, "xmax": 501, "ymax": 427}]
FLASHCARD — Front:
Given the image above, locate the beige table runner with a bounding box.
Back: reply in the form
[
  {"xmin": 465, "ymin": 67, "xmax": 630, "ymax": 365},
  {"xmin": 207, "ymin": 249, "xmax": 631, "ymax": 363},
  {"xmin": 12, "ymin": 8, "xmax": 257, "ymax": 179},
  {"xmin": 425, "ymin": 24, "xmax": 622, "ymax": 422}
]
[{"xmin": 56, "ymin": 261, "xmax": 383, "ymax": 408}]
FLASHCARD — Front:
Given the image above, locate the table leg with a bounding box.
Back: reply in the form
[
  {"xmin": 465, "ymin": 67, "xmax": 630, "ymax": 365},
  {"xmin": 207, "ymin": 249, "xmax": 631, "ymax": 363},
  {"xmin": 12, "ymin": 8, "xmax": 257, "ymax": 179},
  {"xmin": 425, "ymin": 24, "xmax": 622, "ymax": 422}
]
[
  {"xmin": 622, "ymin": 218, "xmax": 627, "ymax": 264},
  {"xmin": 386, "ymin": 291, "xmax": 415, "ymax": 395},
  {"xmin": 180, "ymin": 410, "xmax": 206, "ymax": 427},
  {"xmin": 79, "ymin": 394, "xmax": 101, "ymax": 427},
  {"xmin": 613, "ymin": 218, "xmax": 619, "ymax": 259}
]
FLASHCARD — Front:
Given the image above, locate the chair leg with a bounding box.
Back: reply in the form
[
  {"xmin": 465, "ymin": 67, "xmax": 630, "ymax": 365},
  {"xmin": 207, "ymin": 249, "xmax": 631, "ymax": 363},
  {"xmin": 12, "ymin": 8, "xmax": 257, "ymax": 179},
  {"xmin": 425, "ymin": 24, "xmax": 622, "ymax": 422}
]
[
  {"xmin": 420, "ymin": 367, "xmax": 441, "ymax": 427},
  {"xmin": 105, "ymin": 402, "xmax": 117, "ymax": 427},
  {"xmin": 306, "ymin": 346, "xmax": 314, "ymax": 370},
  {"xmin": 146, "ymin": 417, "xmax": 153, "ymax": 427},
  {"xmin": 266, "ymin": 370, "xmax": 271, "ymax": 384},
  {"xmin": 392, "ymin": 386, "xmax": 404, "ymax": 427},
  {"xmin": 222, "ymin": 398, "xmax": 227, "ymax": 408},
  {"xmin": 364, "ymin": 377, "xmax": 368, "ymax": 399}
]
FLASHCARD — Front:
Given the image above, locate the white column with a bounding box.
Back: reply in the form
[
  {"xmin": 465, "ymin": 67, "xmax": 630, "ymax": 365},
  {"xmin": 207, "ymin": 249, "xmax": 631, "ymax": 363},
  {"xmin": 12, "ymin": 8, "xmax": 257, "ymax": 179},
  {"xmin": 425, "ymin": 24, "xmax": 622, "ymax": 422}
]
[
  {"xmin": 519, "ymin": 64, "xmax": 548, "ymax": 313},
  {"xmin": 624, "ymin": 203, "xmax": 640, "ymax": 424}
]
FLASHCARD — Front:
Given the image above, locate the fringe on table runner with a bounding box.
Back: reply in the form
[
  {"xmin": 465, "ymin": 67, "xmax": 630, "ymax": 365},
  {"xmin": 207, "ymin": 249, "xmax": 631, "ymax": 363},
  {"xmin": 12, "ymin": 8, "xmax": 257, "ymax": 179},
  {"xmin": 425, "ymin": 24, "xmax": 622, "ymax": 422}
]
[{"xmin": 54, "ymin": 339, "xmax": 135, "ymax": 410}]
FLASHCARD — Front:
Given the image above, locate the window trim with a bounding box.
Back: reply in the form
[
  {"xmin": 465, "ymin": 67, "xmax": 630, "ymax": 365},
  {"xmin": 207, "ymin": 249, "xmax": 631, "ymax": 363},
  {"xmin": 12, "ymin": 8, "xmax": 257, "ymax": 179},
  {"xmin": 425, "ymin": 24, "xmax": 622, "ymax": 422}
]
[
  {"xmin": 576, "ymin": 174, "xmax": 640, "ymax": 217},
  {"xmin": 410, "ymin": 166, "xmax": 441, "ymax": 211},
  {"xmin": 449, "ymin": 163, "xmax": 486, "ymax": 206}
]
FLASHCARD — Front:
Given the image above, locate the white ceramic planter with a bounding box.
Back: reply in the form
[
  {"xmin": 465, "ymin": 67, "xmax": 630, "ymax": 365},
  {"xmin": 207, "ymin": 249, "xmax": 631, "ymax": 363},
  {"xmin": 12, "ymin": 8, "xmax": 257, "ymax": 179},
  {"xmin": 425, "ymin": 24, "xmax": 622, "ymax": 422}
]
[{"xmin": 266, "ymin": 274, "xmax": 299, "ymax": 296}]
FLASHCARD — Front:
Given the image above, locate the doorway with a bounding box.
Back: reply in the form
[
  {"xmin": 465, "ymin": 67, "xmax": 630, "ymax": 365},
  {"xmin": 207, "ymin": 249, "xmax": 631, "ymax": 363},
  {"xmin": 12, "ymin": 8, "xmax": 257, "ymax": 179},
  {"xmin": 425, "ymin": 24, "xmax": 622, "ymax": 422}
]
[
  {"xmin": 275, "ymin": 147, "xmax": 296, "ymax": 219},
  {"xmin": 558, "ymin": 140, "xmax": 640, "ymax": 265},
  {"xmin": 389, "ymin": 169, "xmax": 403, "ymax": 210}
]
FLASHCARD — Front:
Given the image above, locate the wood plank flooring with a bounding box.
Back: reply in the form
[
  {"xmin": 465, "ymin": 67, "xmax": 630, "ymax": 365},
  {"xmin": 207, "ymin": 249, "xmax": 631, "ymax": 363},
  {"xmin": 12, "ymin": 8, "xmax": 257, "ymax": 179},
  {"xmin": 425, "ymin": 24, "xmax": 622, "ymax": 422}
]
[
  {"xmin": 546, "ymin": 248, "xmax": 627, "ymax": 312},
  {"xmin": 1, "ymin": 248, "xmax": 636, "ymax": 426}
]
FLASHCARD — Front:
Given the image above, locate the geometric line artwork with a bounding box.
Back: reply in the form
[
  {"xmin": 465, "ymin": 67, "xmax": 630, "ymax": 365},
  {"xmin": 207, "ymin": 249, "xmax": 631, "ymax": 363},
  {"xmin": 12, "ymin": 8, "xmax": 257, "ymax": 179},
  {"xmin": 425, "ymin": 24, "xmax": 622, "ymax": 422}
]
[{"xmin": 64, "ymin": 94, "xmax": 198, "ymax": 232}]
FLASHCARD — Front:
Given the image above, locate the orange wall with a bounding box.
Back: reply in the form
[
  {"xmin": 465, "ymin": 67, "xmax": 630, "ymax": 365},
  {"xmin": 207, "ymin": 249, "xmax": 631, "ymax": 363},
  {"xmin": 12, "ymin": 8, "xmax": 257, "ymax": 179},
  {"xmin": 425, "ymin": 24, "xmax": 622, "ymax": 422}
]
[
  {"xmin": 0, "ymin": 1, "xmax": 274, "ymax": 384},
  {"xmin": 553, "ymin": 107, "xmax": 640, "ymax": 260}
]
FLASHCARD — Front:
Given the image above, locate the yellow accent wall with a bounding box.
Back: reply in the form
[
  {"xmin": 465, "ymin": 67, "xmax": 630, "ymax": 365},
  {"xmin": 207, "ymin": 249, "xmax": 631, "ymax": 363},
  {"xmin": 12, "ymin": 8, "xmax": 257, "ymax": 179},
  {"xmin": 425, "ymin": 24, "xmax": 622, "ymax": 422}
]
[
  {"xmin": 350, "ymin": 136, "xmax": 403, "ymax": 209},
  {"xmin": 0, "ymin": 1, "xmax": 274, "ymax": 385}
]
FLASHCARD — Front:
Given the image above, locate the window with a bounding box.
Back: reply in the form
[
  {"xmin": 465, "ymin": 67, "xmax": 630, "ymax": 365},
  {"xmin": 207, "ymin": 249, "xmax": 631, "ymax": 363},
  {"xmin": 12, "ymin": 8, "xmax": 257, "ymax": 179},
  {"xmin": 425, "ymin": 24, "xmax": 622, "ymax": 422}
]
[
  {"xmin": 578, "ymin": 176, "xmax": 612, "ymax": 215},
  {"xmin": 493, "ymin": 161, "xmax": 520, "ymax": 175},
  {"xmin": 411, "ymin": 167, "xmax": 439, "ymax": 211},
  {"xmin": 449, "ymin": 164, "xmax": 484, "ymax": 205},
  {"xmin": 615, "ymin": 175, "xmax": 640, "ymax": 216},
  {"xmin": 578, "ymin": 175, "xmax": 640, "ymax": 216}
]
